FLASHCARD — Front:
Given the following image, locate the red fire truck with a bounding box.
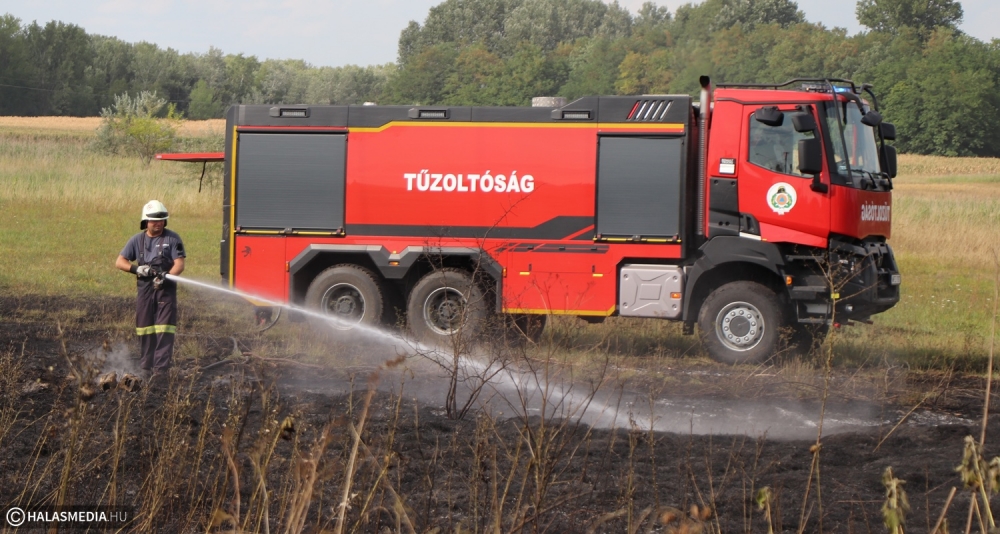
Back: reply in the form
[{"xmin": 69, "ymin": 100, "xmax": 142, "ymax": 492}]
[{"xmin": 159, "ymin": 77, "xmax": 901, "ymax": 363}]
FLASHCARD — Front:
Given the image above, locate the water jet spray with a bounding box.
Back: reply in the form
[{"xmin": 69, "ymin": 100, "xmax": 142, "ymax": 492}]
[{"xmin": 164, "ymin": 274, "xmax": 903, "ymax": 439}]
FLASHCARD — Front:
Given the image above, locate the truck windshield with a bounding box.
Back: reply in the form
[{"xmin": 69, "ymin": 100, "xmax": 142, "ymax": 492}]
[{"xmin": 823, "ymin": 100, "xmax": 882, "ymax": 187}]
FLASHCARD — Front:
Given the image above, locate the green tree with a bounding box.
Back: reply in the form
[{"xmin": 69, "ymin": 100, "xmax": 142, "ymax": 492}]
[
  {"xmin": 629, "ymin": 1, "xmax": 672, "ymax": 50},
  {"xmin": 615, "ymin": 48, "xmax": 673, "ymax": 94},
  {"xmin": 882, "ymin": 29, "xmax": 1000, "ymax": 156},
  {"xmin": 87, "ymin": 35, "xmax": 136, "ymax": 111},
  {"xmin": 187, "ymin": 79, "xmax": 220, "ymax": 119},
  {"xmin": 669, "ymin": 0, "xmax": 728, "ymax": 43},
  {"xmin": 608, "ymin": 2, "xmax": 674, "ymax": 95},
  {"xmin": 223, "ymin": 53, "xmax": 261, "ymax": 104},
  {"xmin": 712, "ymin": 0, "xmax": 805, "ymax": 32},
  {"xmin": 306, "ymin": 64, "xmax": 394, "ymax": 105},
  {"xmin": 709, "ymin": 24, "xmax": 780, "ymax": 84},
  {"xmin": 398, "ymin": 0, "xmax": 522, "ymax": 66},
  {"xmin": 856, "ymin": 0, "xmax": 963, "ymax": 37},
  {"xmin": 635, "ymin": 2, "xmax": 671, "ymax": 28},
  {"xmin": 23, "ymin": 20, "xmax": 96, "ymax": 115},
  {"xmin": 559, "ymin": 37, "xmax": 626, "ymax": 98},
  {"xmin": 130, "ymin": 42, "xmax": 197, "ymax": 113},
  {"xmin": 398, "ymin": 0, "xmax": 633, "ymax": 64},
  {"xmin": 441, "ymin": 45, "xmax": 505, "ymax": 105},
  {"xmin": 503, "ymin": 0, "xmax": 632, "ymax": 54},
  {"xmin": 253, "ymin": 59, "xmax": 311, "ymax": 104},
  {"xmin": 851, "ymin": 28, "xmax": 922, "ymax": 102},
  {"xmin": 194, "ymin": 47, "xmax": 227, "ymax": 98},
  {"xmin": 496, "ymin": 41, "xmax": 567, "ymax": 104},
  {"xmin": 387, "ymin": 43, "xmax": 460, "ymax": 104},
  {"xmin": 765, "ymin": 24, "xmax": 857, "ymax": 81},
  {"xmin": 0, "ymin": 14, "xmax": 34, "ymax": 115}
]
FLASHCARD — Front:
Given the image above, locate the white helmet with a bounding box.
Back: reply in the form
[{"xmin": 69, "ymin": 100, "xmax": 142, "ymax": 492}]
[{"xmin": 140, "ymin": 200, "xmax": 169, "ymax": 229}]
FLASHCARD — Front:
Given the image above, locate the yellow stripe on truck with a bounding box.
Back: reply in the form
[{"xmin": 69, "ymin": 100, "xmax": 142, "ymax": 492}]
[
  {"xmin": 229, "ymin": 125, "xmax": 238, "ymax": 287},
  {"xmin": 349, "ymin": 121, "xmax": 685, "ymax": 134}
]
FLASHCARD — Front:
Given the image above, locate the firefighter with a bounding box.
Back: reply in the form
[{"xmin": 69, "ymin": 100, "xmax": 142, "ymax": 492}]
[{"xmin": 115, "ymin": 200, "xmax": 186, "ymax": 381}]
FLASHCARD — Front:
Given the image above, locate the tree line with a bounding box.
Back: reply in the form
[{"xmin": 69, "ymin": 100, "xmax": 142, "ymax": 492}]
[
  {"xmin": 1, "ymin": 0, "xmax": 996, "ymax": 157},
  {"xmin": 0, "ymin": 14, "xmax": 392, "ymax": 120}
]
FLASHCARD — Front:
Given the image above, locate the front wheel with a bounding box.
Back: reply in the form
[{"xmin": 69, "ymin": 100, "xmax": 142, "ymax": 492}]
[
  {"xmin": 304, "ymin": 265, "xmax": 385, "ymax": 330},
  {"xmin": 698, "ymin": 281, "xmax": 784, "ymax": 364},
  {"xmin": 407, "ymin": 269, "xmax": 487, "ymax": 347}
]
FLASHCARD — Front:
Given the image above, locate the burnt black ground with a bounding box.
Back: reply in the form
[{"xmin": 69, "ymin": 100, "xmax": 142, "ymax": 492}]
[{"xmin": 1, "ymin": 294, "xmax": 998, "ymax": 533}]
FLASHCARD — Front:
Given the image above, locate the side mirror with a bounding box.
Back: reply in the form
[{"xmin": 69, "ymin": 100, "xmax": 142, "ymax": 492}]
[
  {"xmin": 880, "ymin": 122, "xmax": 896, "ymax": 141},
  {"xmin": 755, "ymin": 106, "xmax": 784, "ymax": 126},
  {"xmin": 881, "ymin": 144, "xmax": 898, "ymax": 178},
  {"xmin": 790, "ymin": 113, "xmax": 817, "ymax": 132},
  {"xmin": 798, "ymin": 138, "xmax": 827, "ymax": 193},
  {"xmin": 861, "ymin": 110, "xmax": 883, "ymax": 127},
  {"xmin": 797, "ymin": 138, "xmax": 822, "ymax": 175}
]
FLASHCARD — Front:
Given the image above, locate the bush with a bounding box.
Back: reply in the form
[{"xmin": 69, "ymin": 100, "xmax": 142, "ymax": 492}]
[{"xmin": 95, "ymin": 91, "xmax": 181, "ymax": 166}]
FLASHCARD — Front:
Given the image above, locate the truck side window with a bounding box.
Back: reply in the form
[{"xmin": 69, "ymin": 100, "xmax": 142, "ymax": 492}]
[{"xmin": 748, "ymin": 114, "xmax": 814, "ymax": 177}]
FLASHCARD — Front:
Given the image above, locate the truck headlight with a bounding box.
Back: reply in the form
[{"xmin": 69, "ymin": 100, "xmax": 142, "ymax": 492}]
[{"xmin": 890, "ymin": 273, "xmax": 901, "ymax": 286}]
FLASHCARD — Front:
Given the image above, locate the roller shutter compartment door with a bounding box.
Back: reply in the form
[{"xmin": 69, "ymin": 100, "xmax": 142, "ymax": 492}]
[
  {"xmin": 236, "ymin": 133, "xmax": 346, "ymax": 231},
  {"xmin": 596, "ymin": 136, "xmax": 684, "ymax": 239}
]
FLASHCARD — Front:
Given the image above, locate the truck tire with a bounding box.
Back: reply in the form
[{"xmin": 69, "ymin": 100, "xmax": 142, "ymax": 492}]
[
  {"xmin": 407, "ymin": 269, "xmax": 487, "ymax": 346},
  {"xmin": 305, "ymin": 265, "xmax": 384, "ymax": 330},
  {"xmin": 698, "ymin": 281, "xmax": 783, "ymax": 364}
]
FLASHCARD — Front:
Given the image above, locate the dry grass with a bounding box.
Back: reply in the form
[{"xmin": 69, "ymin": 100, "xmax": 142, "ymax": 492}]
[
  {"xmin": 2, "ymin": 117, "xmax": 1000, "ymax": 366},
  {"xmin": 0, "ymin": 116, "xmax": 226, "ymax": 137},
  {"xmin": 0, "ymin": 134, "xmax": 217, "ymax": 216},
  {"xmin": 890, "ymin": 180, "xmax": 1000, "ymax": 269},
  {"xmin": 0, "ymin": 121, "xmax": 222, "ymax": 296},
  {"xmin": 898, "ymin": 154, "xmax": 1000, "ymax": 177}
]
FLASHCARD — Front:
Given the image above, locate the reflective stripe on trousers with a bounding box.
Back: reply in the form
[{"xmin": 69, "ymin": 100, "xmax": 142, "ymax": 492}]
[
  {"xmin": 136, "ymin": 325, "xmax": 177, "ymax": 335},
  {"xmin": 136, "ymin": 276, "xmax": 177, "ymax": 371}
]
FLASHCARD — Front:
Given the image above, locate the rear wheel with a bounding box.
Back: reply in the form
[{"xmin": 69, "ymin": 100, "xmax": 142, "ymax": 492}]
[
  {"xmin": 407, "ymin": 269, "xmax": 487, "ymax": 346},
  {"xmin": 305, "ymin": 265, "xmax": 384, "ymax": 330},
  {"xmin": 698, "ymin": 281, "xmax": 784, "ymax": 364}
]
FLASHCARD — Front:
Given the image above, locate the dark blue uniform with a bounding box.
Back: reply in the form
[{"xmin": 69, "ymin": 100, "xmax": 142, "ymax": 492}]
[{"xmin": 120, "ymin": 230, "xmax": 185, "ymax": 372}]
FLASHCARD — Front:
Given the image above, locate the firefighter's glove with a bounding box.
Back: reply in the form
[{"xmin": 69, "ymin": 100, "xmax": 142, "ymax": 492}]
[
  {"xmin": 152, "ymin": 273, "xmax": 165, "ymax": 290},
  {"xmin": 135, "ymin": 265, "xmax": 153, "ymax": 278}
]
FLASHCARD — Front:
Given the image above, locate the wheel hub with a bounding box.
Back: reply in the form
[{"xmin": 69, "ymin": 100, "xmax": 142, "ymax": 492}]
[
  {"xmin": 424, "ymin": 287, "xmax": 466, "ymax": 336},
  {"xmin": 715, "ymin": 301, "xmax": 765, "ymax": 351},
  {"xmin": 333, "ymin": 295, "xmax": 356, "ymax": 314},
  {"xmin": 321, "ymin": 283, "xmax": 365, "ymax": 329}
]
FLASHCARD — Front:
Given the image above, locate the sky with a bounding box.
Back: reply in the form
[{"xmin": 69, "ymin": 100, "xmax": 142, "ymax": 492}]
[{"xmin": 0, "ymin": 0, "xmax": 997, "ymax": 69}]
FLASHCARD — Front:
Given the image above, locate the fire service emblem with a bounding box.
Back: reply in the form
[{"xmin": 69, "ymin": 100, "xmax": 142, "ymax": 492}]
[{"xmin": 767, "ymin": 182, "xmax": 797, "ymax": 215}]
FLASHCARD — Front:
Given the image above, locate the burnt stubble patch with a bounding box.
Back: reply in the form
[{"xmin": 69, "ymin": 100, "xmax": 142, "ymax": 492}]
[{"xmin": 0, "ymin": 295, "xmax": 996, "ymax": 532}]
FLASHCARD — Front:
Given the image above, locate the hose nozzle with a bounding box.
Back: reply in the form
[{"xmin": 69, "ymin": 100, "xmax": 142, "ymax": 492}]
[{"xmin": 151, "ymin": 268, "xmax": 165, "ymax": 289}]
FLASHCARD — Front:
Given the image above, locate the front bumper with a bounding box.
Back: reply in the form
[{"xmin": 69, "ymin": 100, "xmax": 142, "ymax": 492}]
[
  {"xmin": 832, "ymin": 239, "xmax": 901, "ymax": 319},
  {"xmin": 784, "ymin": 237, "xmax": 900, "ymax": 323}
]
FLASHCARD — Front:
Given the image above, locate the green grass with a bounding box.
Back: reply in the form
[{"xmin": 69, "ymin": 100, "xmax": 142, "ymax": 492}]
[
  {"xmin": 2, "ymin": 125, "xmax": 999, "ymax": 370},
  {"xmin": 0, "ymin": 130, "xmax": 221, "ymax": 297},
  {"xmin": 0, "ymin": 203, "xmax": 220, "ymax": 296}
]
